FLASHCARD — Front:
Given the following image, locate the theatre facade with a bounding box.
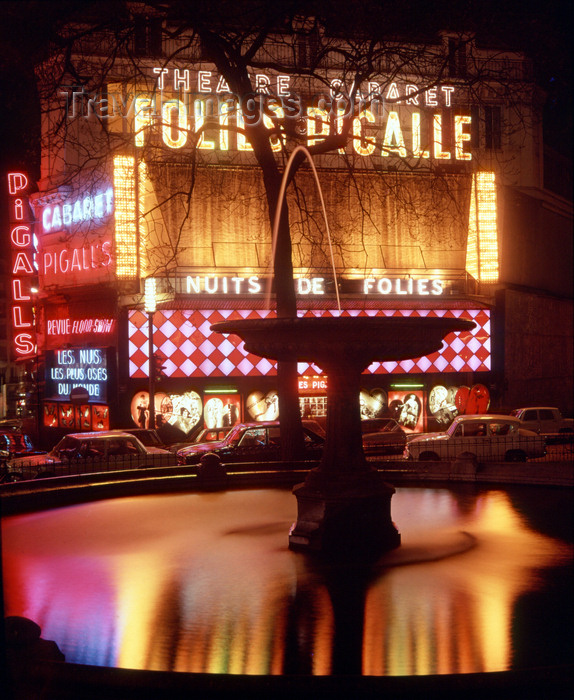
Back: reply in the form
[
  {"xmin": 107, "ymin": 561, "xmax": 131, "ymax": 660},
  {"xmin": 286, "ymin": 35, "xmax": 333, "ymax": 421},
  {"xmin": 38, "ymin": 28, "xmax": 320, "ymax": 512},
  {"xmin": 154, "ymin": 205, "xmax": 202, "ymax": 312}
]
[{"xmin": 12, "ymin": 16, "xmax": 571, "ymax": 444}]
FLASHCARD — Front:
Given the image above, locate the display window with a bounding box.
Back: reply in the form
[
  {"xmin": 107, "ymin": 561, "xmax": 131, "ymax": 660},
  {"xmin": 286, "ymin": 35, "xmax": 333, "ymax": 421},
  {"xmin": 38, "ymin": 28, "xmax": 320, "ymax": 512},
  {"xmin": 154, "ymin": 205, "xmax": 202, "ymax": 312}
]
[
  {"xmin": 299, "ymin": 395, "xmax": 327, "ymax": 420},
  {"xmin": 298, "ymin": 375, "xmax": 328, "ymax": 419},
  {"xmin": 43, "ymin": 402, "xmax": 110, "ymax": 430},
  {"xmin": 427, "ymin": 383, "xmax": 491, "ymax": 428}
]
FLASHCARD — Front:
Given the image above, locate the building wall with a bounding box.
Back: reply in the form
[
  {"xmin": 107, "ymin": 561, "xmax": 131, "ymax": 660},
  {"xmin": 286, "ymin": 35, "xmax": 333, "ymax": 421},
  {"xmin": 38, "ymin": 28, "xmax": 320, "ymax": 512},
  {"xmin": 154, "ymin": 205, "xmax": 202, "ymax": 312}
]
[
  {"xmin": 500, "ymin": 187, "xmax": 573, "ymax": 298},
  {"xmin": 502, "ymin": 288, "xmax": 573, "ymax": 415}
]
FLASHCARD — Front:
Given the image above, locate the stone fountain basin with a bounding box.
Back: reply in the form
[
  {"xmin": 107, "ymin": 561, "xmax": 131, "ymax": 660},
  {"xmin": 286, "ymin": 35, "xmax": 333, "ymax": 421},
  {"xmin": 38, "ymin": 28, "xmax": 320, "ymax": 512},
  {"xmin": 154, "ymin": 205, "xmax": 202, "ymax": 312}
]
[{"xmin": 211, "ymin": 316, "xmax": 476, "ymax": 367}]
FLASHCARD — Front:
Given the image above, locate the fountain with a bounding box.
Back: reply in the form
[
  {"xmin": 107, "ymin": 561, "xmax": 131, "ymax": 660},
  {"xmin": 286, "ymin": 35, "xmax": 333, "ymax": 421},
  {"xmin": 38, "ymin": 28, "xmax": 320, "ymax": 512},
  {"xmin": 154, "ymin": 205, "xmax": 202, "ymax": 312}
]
[
  {"xmin": 212, "ymin": 145, "xmax": 474, "ymax": 557},
  {"xmin": 211, "ymin": 315, "xmax": 473, "ymax": 557}
]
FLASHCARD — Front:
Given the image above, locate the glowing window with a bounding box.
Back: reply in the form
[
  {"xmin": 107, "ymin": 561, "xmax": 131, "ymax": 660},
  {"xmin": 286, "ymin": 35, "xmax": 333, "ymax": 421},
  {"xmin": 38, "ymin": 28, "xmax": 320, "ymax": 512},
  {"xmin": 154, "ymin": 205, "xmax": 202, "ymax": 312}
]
[
  {"xmin": 113, "ymin": 155, "xmax": 138, "ymax": 279},
  {"xmin": 466, "ymin": 172, "xmax": 499, "ymax": 282}
]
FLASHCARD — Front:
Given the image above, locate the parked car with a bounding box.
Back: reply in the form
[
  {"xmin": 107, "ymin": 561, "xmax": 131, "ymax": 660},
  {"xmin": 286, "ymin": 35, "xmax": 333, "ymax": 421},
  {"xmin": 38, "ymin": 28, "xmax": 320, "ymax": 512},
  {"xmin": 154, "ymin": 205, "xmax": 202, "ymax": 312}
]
[
  {"xmin": 509, "ymin": 407, "xmax": 574, "ymax": 438},
  {"xmin": 176, "ymin": 421, "xmax": 324, "ymax": 466},
  {"xmin": 170, "ymin": 419, "xmax": 325, "ymax": 455},
  {"xmin": 4, "ymin": 431, "xmax": 174, "ymax": 481},
  {"xmin": 0, "ymin": 418, "xmax": 35, "ymax": 433},
  {"xmin": 404, "ymin": 414, "xmax": 546, "ymax": 462},
  {"xmin": 361, "ymin": 418, "xmax": 407, "ymax": 456},
  {"xmin": 302, "ymin": 419, "xmax": 326, "ymax": 438},
  {"xmin": 123, "ymin": 428, "xmax": 167, "ymax": 448},
  {"xmin": 0, "ymin": 430, "xmax": 45, "ymax": 458},
  {"xmin": 169, "ymin": 427, "xmax": 234, "ymax": 454}
]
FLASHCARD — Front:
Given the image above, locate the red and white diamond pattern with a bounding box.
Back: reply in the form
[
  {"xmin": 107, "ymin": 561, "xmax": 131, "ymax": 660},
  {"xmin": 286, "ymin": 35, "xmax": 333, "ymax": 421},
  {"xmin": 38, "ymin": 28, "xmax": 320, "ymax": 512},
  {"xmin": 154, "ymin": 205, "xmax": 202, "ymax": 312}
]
[{"xmin": 128, "ymin": 308, "xmax": 490, "ymax": 378}]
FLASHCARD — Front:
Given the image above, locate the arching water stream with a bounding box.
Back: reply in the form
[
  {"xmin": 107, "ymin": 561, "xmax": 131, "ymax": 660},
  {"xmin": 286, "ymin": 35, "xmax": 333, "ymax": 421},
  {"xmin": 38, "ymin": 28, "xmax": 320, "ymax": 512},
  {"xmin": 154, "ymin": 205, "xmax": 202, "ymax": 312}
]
[
  {"xmin": 2, "ymin": 485, "xmax": 572, "ymax": 676},
  {"xmin": 267, "ymin": 144, "xmax": 341, "ymax": 311}
]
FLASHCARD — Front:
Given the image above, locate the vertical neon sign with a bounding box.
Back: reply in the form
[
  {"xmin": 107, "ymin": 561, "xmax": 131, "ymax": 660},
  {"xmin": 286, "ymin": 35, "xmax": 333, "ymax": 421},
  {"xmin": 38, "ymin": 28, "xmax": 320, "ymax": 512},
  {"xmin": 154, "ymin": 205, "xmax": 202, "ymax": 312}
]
[{"xmin": 7, "ymin": 172, "xmax": 37, "ymax": 357}]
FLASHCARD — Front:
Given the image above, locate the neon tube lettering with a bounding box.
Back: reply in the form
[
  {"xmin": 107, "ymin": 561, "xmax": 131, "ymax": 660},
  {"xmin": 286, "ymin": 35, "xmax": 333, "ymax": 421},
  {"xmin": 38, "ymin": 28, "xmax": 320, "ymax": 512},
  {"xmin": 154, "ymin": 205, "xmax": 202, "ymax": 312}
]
[
  {"xmin": 14, "ymin": 333, "xmax": 35, "ymax": 355},
  {"xmin": 11, "ymin": 225, "xmax": 31, "ymax": 247},
  {"xmin": 8, "ymin": 172, "xmax": 28, "ymax": 195},
  {"xmin": 13, "ymin": 252, "xmax": 34, "ymax": 275},
  {"xmin": 12, "ymin": 306, "xmax": 32, "ymax": 327},
  {"xmin": 12, "ymin": 279, "xmax": 31, "ymax": 301}
]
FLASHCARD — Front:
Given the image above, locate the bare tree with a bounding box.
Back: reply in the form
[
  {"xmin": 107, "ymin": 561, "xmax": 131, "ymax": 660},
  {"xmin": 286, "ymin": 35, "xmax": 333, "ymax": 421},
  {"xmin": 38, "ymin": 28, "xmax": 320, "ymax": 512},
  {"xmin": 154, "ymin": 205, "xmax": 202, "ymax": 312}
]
[{"xmin": 25, "ymin": 0, "xmax": 541, "ymax": 455}]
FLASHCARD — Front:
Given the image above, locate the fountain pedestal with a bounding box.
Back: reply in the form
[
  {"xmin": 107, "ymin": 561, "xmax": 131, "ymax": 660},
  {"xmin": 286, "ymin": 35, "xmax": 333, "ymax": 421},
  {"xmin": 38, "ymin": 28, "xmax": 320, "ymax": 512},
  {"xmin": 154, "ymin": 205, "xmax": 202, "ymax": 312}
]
[
  {"xmin": 211, "ymin": 316, "xmax": 474, "ymax": 558},
  {"xmin": 289, "ymin": 354, "xmax": 400, "ymax": 556},
  {"xmin": 289, "ymin": 470, "xmax": 400, "ymax": 556}
]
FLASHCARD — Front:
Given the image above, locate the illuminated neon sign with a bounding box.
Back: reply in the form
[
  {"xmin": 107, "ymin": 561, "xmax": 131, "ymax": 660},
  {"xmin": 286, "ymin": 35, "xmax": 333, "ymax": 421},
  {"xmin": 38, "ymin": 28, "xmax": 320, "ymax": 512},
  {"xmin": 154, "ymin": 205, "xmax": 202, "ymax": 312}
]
[
  {"xmin": 187, "ymin": 275, "xmax": 263, "ymax": 294},
  {"xmin": 40, "ymin": 188, "xmax": 114, "ymax": 233},
  {"xmin": 298, "ymin": 376, "xmax": 328, "ymax": 392},
  {"xmin": 42, "ymin": 242, "xmax": 113, "ymax": 275},
  {"xmin": 39, "ymin": 239, "xmax": 114, "ymax": 288},
  {"xmin": 97, "ymin": 69, "xmax": 471, "ymax": 159},
  {"xmin": 46, "ymin": 317, "xmax": 115, "ymax": 337},
  {"xmin": 7, "ymin": 172, "xmax": 36, "ymax": 358},
  {"xmin": 171, "ymin": 275, "xmax": 445, "ymax": 296},
  {"xmin": 363, "ymin": 278, "xmax": 443, "ymax": 295},
  {"xmin": 130, "ymin": 98, "xmax": 471, "ymax": 160},
  {"xmin": 45, "ymin": 348, "xmax": 108, "ymax": 402},
  {"xmin": 149, "ymin": 71, "xmax": 457, "ymax": 105},
  {"xmin": 36, "ymin": 181, "xmax": 116, "ymax": 288}
]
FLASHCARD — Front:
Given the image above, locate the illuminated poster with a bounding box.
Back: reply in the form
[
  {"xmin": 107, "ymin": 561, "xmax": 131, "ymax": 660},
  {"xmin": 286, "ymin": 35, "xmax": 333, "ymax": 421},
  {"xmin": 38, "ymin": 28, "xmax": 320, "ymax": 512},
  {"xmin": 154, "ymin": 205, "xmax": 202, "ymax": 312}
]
[
  {"xmin": 161, "ymin": 391, "xmax": 203, "ymax": 433},
  {"xmin": 203, "ymin": 394, "xmax": 242, "ymax": 429},
  {"xmin": 360, "ymin": 389, "xmax": 388, "ymax": 419},
  {"xmin": 246, "ymin": 390, "xmax": 279, "ymax": 421},
  {"xmin": 92, "ymin": 406, "xmax": 110, "ymax": 430},
  {"xmin": 388, "ymin": 391, "xmax": 424, "ymax": 432},
  {"xmin": 428, "ymin": 385, "xmax": 459, "ymax": 426},
  {"xmin": 455, "ymin": 384, "xmax": 490, "ymax": 414},
  {"xmin": 58, "ymin": 403, "xmax": 76, "ymax": 430},
  {"xmin": 43, "ymin": 402, "xmax": 59, "ymax": 428},
  {"xmin": 130, "ymin": 390, "xmax": 202, "ymax": 434}
]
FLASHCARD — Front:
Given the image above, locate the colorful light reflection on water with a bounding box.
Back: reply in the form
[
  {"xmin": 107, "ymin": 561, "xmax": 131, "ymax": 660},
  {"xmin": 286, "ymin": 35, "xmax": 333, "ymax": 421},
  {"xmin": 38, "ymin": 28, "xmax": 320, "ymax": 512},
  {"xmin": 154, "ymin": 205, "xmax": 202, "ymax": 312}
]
[{"xmin": 2, "ymin": 486, "xmax": 572, "ymax": 676}]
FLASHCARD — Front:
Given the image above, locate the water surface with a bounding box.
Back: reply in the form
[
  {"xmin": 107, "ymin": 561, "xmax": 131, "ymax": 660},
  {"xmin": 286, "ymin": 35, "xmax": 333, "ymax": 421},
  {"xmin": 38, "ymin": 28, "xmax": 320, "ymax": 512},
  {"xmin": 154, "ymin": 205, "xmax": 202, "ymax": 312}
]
[{"xmin": 2, "ymin": 485, "xmax": 572, "ymax": 675}]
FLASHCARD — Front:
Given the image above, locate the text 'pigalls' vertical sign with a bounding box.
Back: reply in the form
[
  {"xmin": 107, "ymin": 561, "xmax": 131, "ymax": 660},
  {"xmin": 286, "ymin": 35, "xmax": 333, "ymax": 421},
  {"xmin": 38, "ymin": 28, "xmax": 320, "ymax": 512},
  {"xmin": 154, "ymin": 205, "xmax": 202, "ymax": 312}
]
[{"xmin": 7, "ymin": 172, "xmax": 37, "ymax": 358}]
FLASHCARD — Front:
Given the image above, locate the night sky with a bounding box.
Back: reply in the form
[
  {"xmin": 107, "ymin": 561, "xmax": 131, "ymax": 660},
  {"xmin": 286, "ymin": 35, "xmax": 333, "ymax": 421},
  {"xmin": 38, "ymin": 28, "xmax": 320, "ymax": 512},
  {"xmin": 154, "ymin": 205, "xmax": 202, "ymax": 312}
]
[{"xmin": 0, "ymin": 0, "xmax": 571, "ymax": 175}]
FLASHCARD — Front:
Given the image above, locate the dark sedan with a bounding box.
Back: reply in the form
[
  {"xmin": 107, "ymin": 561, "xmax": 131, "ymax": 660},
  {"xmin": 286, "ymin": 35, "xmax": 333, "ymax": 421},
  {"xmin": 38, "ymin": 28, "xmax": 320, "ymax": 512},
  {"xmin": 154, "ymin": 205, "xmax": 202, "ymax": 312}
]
[
  {"xmin": 4, "ymin": 431, "xmax": 173, "ymax": 481},
  {"xmin": 361, "ymin": 418, "xmax": 407, "ymax": 456},
  {"xmin": 176, "ymin": 421, "xmax": 324, "ymax": 466}
]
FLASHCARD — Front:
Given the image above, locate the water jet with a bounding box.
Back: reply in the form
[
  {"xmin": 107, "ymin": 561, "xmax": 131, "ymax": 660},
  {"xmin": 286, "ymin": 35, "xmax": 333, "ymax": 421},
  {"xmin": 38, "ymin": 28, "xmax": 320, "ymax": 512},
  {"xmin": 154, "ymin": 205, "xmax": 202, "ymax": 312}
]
[{"xmin": 218, "ymin": 146, "xmax": 475, "ymax": 556}]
